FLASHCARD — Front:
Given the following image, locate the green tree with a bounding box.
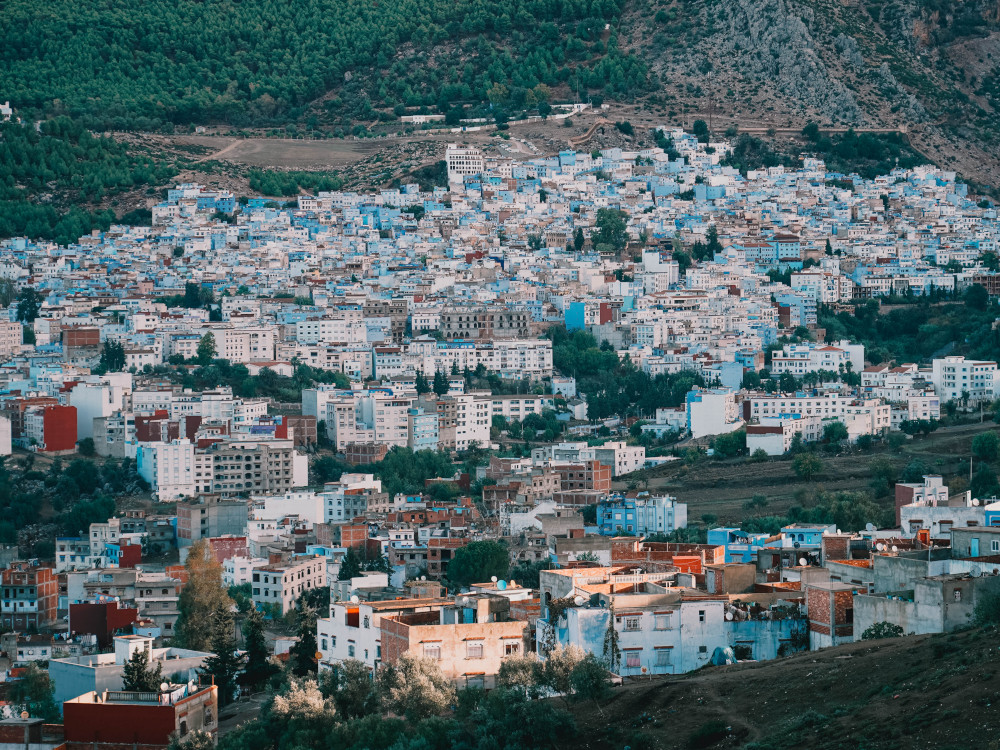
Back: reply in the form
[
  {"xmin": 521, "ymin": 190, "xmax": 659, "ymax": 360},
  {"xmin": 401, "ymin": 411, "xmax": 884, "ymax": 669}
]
[
  {"xmin": 706, "ymin": 224, "xmax": 722, "ymax": 255},
  {"xmin": 573, "ymin": 227, "xmax": 585, "ymax": 253},
  {"xmin": 966, "ymin": 283, "xmax": 989, "ymax": 311},
  {"xmin": 446, "ymin": 540, "xmax": 509, "ymax": 588},
  {"xmin": 122, "ymin": 644, "xmax": 164, "ymax": 691},
  {"xmin": 692, "ymin": 119, "xmax": 710, "ymax": 142},
  {"xmin": 202, "ymin": 608, "xmax": 242, "ymax": 706},
  {"xmin": 242, "ymin": 607, "xmax": 275, "ymax": 690},
  {"xmin": 414, "ymin": 370, "xmax": 431, "ymax": 394},
  {"xmin": 432, "ymin": 370, "xmax": 449, "ymax": 396},
  {"xmin": 168, "ymin": 731, "xmax": 216, "ymax": 750},
  {"xmin": 197, "ymin": 332, "xmax": 216, "ymax": 365},
  {"xmin": 823, "ymin": 421, "xmax": 849, "ymax": 444},
  {"xmin": 592, "ymin": 208, "xmax": 628, "ymax": 253},
  {"xmin": 541, "ymin": 644, "xmax": 584, "ymax": 695},
  {"xmin": 289, "ymin": 605, "xmax": 319, "ymax": 677},
  {"xmin": 972, "ymin": 431, "xmax": 1000, "ymax": 462},
  {"xmin": 16, "ymin": 287, "xmax": 41, "ymax": 323},
  {"xmin": 98, "ymin": 339, "xmax": 126, "ymax": 372},
  {"xmin": 78, "ymin": 436, "xmax": 96, "ymax": 456},
  {"xmin": 338, "ymin": 547, "xmax": 363, "ymax": 581},
  {"xmin": 173, "ymin": 539, "xmax": 234, "ymax": 651},
  {"xmin": 325, "ymin": 659, "xmax": 379, "ymax": 718},
  {"xmin": 712, "ymin": 429, "xmax": 746, "ymax": 458},
  {"xmin": 376, "ymin": 654, "xmax": 456, "ymax": 721},
  {"xmin": 496, "ymin": 653, "xmax": 545, "ymax": 699},
  {"xmin": 792, "ymin": 453, "xmax": 823, "ymax": 481},
  {"xmin": 10, "ymin": 663, "xmax": 59, "ymax": 722},
  {"xmin": 569, "ymin": 653, "xmax": 611, "ymax": 712}
]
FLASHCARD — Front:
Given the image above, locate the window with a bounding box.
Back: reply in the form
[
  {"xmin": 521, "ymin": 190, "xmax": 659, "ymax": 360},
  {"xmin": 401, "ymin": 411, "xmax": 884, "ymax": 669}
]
[
  {"xmin": 363, "ymin": 616, "xmax": 370, "ymax": 629},
  {"xmin": 698, "ymin": 610, "xmax": 705, "ymax": 623},
  {"xmin": 321, "ymin": 638, "xmax": 328, "ymax": 650},
  {"xmin": 993, "ymin": 540, "xmax": 1000, "ymax": 553},
  {"xmin": 625, "ymin": 652, "xmax": 641, "ymax": 669},
  {"xmin": 655, "ymin": 650, "xmax": 671, "ymax": 667},
  {"xmin": 467, "ymin": 642, "xmax": 484, "ymax": 659},
  {"xmin": 624, "ymin": 616, "xmax": 641, "ymax": 631},
  {"xmin": 424, "ymin": 644, "xmax": 441, "ymax": 660},
  {"xmin": 466, "ymin": 674, "xmax": 485, "ymax": 689},
  {"xmin": 504, "ymin": 642, "xmax": 520, "ymax": 656},
  {"xmin": 954, "ymin": 589, "xmax": 962, "ymax": 602},
  {"xmin": 698, "ymin": 646, "xmax": 707, "ymax": 654},
  {"xmin": 348, "ymin": 645, "xmax": 355, "ymax": 658}
]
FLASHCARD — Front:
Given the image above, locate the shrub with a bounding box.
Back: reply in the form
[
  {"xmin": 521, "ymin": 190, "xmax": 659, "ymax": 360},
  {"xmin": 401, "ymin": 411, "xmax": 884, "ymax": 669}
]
[{"xmin": 861, "ymin": 621, "xmax": 904, "ymax": 640}]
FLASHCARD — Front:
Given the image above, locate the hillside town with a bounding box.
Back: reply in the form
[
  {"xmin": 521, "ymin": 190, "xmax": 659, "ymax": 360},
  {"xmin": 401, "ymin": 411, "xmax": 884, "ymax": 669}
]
[{"xmin": 1, "ymin": 127, "xmax": 1000, "ymax": 748}]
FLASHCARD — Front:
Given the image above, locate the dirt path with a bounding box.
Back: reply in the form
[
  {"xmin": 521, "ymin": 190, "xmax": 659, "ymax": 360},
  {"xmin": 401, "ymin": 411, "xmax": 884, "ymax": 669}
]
[{"xmin": 196, "ymin": 137, "xmax": 243, "ymax": 163}]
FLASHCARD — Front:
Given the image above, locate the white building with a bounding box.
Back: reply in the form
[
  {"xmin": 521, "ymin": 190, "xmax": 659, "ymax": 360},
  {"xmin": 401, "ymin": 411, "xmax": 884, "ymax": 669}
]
[
  {"xmin": 0, "ymin": 414, "xmax": 11, "ymax": 456},
  {"xmin": 137, "ymin": 440, "xmax": 197, "ymax": 500},
  {"xmin": 930, "ymin": 356, "xmax": 999, "ymax": 405},
  {"xmin": 685, "ymin": 387, "xmax": 743, "ymax": 440},
  {"xmin": 769, "ymin": 340, "xmax": 864, "ymax": 377},
  {"xmin": 223, "ymin": 555, "xmax": 269, "ymax": 586},
  {"xmin": 445, "ymin": 144, "xmax": 485, "ymax": 182},
  {"xmin": 251, "ymin": 556, "xmax": 326, "ymax": 614}
]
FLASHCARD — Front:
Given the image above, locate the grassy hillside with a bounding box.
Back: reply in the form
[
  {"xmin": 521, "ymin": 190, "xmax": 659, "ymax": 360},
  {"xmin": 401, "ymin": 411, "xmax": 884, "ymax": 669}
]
[{"xmin": 570, "ymin": 626, "xmax": 1000, "ymax": 750}]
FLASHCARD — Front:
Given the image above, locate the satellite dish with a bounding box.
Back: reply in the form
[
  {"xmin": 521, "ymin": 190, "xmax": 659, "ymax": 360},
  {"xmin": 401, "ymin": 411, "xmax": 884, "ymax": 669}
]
[
  {"xmin": 420, "ymin": 575, "xmax": 426, "ymax": 581},
  {"xmin": 314, "ymin": 651, "xmax": 323, "ymax": 660},
  {"xmin": 350, "ymin": 595, "xmax": 360, "ymax": 604},
  {"xmin": 793, "ymin": 542, "xmax": 800, "ymax": 549},
  {"xmin": 891, "ymin": 546, "xmax": 898, "ymax": 553},
  {"xmin": 491, "ymin": 576, "xmax": 498, "ymax": 583},
  {"xmin": 20, "ymin": 711, "xmax": 29, "ymax": 719},
  {"xmin": 573, "ymin": 595, "xmax": 586, "ymax": 606},
  {"xmin": 866, "ymin": 523, "xmax": 875, "ymax": 532},
  {"xmin": 973, "ymin": 499, "xmax": 981, "ymax": 506},
  {"xmin": 641, "ymin": 667, "xmax": 648, "ymax": 674},
  {"xmin": 970, "ymin": 565, "xmax": 983, "ymax": 578},
  {"xmin": 725, "ymin": 612, "xmax": 733, "ymax": 621},
  {"xmin": 497, "ymin": 580, "xmax": 508, "ymax": 590},
  {"xmin": 159, "ymin": 682, "xmax": 168, "ymax": 692},
  {"xmin": 510, "ymin": 580, "xmax": 517, "ymax": 588},
  {"xmin": 799, "ymin": 558, "xmax": 808, "ymax": 566},
  {"xmin": 876, "ymin": 543, "xmax": 885, "ymax": 552}
]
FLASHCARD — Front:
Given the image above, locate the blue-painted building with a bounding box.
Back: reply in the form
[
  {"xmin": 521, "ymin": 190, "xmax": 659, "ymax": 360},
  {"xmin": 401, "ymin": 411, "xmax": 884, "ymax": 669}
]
[
  {"xmin": 596, "ymin": 493, "xmax": 688, "ymax": 536},
  {"xmin": 707, "ymin": 528, "xmax": 771, "ymax": 563}
]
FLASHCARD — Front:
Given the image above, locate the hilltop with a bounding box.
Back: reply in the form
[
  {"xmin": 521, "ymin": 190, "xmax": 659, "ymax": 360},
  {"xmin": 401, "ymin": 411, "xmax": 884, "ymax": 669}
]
[
  {"xmin": 5, "ymin": 0, "xmax": 1000, "ymax": 189},
  {"xmin": 569, "ymin": 627, "xmax": 1000, "ymax": 750},
  {"xmin": 615, "ymin": 0, "xmax": 1000, "ymax": 186}
]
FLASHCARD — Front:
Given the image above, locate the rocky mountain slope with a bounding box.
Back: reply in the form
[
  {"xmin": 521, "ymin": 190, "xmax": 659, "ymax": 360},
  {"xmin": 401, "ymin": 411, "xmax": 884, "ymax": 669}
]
[{"xmin": 621, "ymin": 0, "xmax": 1000, "ymax": 185}]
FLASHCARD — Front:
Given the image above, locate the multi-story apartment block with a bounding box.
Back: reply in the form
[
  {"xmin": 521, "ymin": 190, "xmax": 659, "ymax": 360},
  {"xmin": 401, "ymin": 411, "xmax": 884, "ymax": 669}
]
[
  {"xmin": 445, "ymin": 144, "xmax": 485, "ymax": 181},
  {"xmin": 930, "ymin": 356, "xmax": 999, "ymax": 404},
  {"xmin": 439, "ymin": 305, "xmax": 531, "ymax": 340},
  {"xmin": 1, "ymin": 562, "xmax": 58, "ymax": 630},
  {"xmin": 251, "ymin": 556, "xmax": 326, "ymax": 614},
  {"xmin": 597, "ymin": 494, "xmax": 688, "ymax": 536},
  {"xmin": 769, "ymin": 340, "xmax": 865, "ymax": 376},
  {"xmin": 0, "ymin": 321, "xmax": 22, "ymax": 358}
]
